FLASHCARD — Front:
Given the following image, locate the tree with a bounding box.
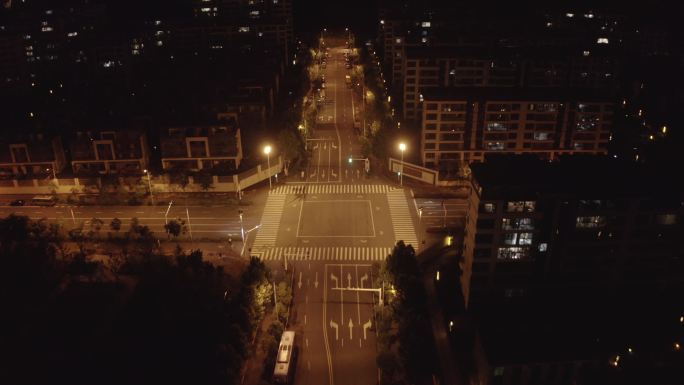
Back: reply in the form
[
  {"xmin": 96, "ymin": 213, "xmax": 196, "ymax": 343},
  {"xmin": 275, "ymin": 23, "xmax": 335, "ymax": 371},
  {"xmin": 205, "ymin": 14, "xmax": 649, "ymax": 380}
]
[
  {"xmin": 278, "ymin": 129, "xmax": 306, "ymax": 164},
  {"xmin": 89, "ymin": 217, "xmax": 104, "ymax": 238},
  {"xmin": 196, "ymin": 169, "xmax": 214, "ymax": 192},
  {"xmin": 164, "ymin": 219, "xmax": 186, "ymax": 239},
  {"xmin": 170, "ymin": 166, "xmax": 190, "ymax": 191},
  {"xmin": 110, "ymin": 217, "xmax": 122, "ymax": 233}
]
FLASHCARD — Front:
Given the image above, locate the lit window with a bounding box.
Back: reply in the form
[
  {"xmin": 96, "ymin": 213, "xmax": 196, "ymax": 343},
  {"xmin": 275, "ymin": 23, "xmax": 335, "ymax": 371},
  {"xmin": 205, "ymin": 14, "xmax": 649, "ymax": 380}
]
[
  {"xmin": 155, "ymin": 20, "xmax": 162, "ymax": 25},
  {"xmin": 421, "ymin": 21, "xmax": 431, "ymax": 28},
  {"xmin": 597, "ymin": 38, "xmax": 609, "ymax": 44},
  {"xmin": 503, "ymin": 233, "xmax": 518, "ymax": 245},
  {"xmin": 41, "ymin": 26, "xmax": 53, "ymax": 32},
  {"xmin": 421, "ymin": 37, "xmax": 427, "ymax": 43},
  {"xmin": 538, "ymin": 243, "xmax": 548, "ymax": 252},
  {"xmin": 502, "ymin": 218, "xmax": 534, "ymax": 230},
  {"xmin": 534, "ymin": 132, "xmax": 551, "ymax": 141},
  {"xmin": 239, "ymin": 26, "xmax": 250, "ymax": 32},
  {"xmin": 518, "ymin": 233, "xmax": 533, "ymax": 245},
  {"xmin": 583, "ymin": 50, "xmax": 590, "ymax": 56},
  {"xmin": 566, "ymin": 13, "xmax": 574, "ymax": 18},
  {"xmin": 395, "ymin": 38, "xmax": 402, "ymax": 44},
  {"xmin": 67, "ymin": 32, "xmax": 78, "ymax": 37},
  {"xmin": 584, "ymin": 13, "xmax": 594, "ymax": 18},
  {"xmin": 483, "ymin": 203, "xmax": 496, "ymax": 213},
  {"xmin": 506, "ymin": 201, "xmax": 535, "ymax": 212},
  {"xmin": 497, "ymin": 247, "xmax": 529, "ymax": 260},
  {"xmin": 486, "ymin": 142, "xmax": 504, "ymax": 150},
  {"xmin": 576, "ymin": 216, "xmax": 606, "ymax": 228},
  {"xmin": 655, "ymin": 214, "xmax": 677, "ymax": 225},
  {"xmin": 258, "ymin": 32, "xmax": 263, "ymax": 37}
]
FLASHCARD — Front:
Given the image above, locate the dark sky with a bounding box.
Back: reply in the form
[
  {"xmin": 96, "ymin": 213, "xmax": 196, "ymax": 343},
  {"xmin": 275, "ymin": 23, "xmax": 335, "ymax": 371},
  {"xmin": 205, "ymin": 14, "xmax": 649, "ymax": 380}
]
[{"xmin": 293, "ymin": 0, "xmax": 379, "ymax": 39}]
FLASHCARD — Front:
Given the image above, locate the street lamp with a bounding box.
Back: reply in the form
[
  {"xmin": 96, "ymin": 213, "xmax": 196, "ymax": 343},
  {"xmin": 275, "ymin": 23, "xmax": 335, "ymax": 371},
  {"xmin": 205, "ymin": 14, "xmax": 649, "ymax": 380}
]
[
  {"xmin": 241, "ymin": 224, "xmax": 261, "ymax": 257},
  {"xmin": 418, "ymin": 207, "xmax": 423, "ymax": 245},
  {"xmin": 144, "ymin": 169, "xmax": 155, "ymax": 205},
  {"xmin": 264, "ymin": 145, "xmax": 272, "ymax": 189},
  {"xmin": 164, "ymin": 200, "xmax": 173, "ymax": 224},
  {"xmin": 238, "ymin": 209, "xmax": 245, "ymax": 244},
  {"xmin": 46, "ymin": 167, "xmax": 56, "ymax": 180},
  {"xmin": 398, "ymin": 142, "xmax": 406, "ymax": 186}
]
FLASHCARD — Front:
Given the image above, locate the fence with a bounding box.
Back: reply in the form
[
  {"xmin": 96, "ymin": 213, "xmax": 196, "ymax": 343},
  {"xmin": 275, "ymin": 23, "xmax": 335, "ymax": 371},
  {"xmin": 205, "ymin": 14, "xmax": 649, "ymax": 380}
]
[{"xmin": 0, "ymin": 156, "xmax": 283, "ymax": 196}]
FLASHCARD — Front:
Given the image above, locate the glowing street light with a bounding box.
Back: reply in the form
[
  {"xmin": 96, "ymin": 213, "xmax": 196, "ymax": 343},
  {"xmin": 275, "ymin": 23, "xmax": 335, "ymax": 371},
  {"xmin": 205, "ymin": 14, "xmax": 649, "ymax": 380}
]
[
  {"xmin": 144, "ymin": 169, "xmax": 155, "ymax": 205},
  {"xmin": 264, "ymin": 145, "xmax": 272, "ymax": 189},
  {"xmin": 398, "ymin": 142, "xmax": 406, "ymax": 186}
]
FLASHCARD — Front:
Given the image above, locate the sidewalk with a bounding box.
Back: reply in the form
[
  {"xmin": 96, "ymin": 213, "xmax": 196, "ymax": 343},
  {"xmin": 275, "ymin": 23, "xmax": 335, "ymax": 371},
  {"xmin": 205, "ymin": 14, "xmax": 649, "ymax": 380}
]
[{"xmin": 423, "ymin": 263, "xmax": 465, "ymax": 385}]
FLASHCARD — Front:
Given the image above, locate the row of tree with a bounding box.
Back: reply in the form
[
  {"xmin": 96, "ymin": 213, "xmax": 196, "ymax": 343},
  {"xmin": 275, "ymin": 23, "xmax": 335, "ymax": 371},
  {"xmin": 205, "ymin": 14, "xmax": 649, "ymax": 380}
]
[
  {"xmin": 0, "ymin": 214, "xmax": 270, "ymax": 385},
  {"xmin": 375, "ymin": 241, "xmax": 439, "ymax": 385}
]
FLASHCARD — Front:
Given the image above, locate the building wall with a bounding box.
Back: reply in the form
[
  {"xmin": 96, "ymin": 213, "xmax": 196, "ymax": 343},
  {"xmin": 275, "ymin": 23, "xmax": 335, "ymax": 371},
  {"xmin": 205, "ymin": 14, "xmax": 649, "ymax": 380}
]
[
  {"xmin": 421, "ymin": 98, "xmax": 613, "ymax": 168},
  {"xmin": 471, "ymin": 195, "xmax": 684, "ymax": 300}
]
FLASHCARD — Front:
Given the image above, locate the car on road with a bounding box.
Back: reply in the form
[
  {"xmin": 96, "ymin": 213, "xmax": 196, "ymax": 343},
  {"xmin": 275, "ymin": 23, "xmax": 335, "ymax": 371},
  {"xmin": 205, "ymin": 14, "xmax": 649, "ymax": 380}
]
[{"xmin": 10, "ymin": 199, "xmax": 25, "ymax": 206}]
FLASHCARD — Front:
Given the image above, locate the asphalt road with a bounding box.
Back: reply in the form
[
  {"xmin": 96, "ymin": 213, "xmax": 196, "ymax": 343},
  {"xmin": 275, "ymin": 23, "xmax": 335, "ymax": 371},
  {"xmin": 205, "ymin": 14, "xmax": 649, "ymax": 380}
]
[
  {"xmin": 415, "ymin": 198, "xmax": 468, "ymax": 230},
  {"xmin": 260, "ymin": 37, "xmax": 395, "ymax": 385},
  {"xmin": 0, "ymin": 204, "xmax": 261, "ymax": 239}
]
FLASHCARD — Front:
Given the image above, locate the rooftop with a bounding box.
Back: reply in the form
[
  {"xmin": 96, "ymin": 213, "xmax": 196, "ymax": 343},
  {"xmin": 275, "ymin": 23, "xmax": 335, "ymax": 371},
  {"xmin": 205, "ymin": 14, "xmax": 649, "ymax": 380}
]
[{"xmin": 471, "ymin": 155, "xmax": 684, "ymax": 199}]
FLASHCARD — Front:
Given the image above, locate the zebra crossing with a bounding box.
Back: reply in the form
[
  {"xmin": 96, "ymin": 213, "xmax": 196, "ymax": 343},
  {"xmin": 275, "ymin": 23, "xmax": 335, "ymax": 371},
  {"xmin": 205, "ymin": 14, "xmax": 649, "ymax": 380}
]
[
  {"xmin": 251, "ymin": 194, "xmax": 286, "ymax": 248},
  {"xmin": 252, "ymin": 246, "xmax": 394, "ymax": 261},
  {"xmin": 272, "ymin": 184, "xmax": 396, "ymax": 195},
  {"xmin": 387, "ymin": 189, "xmax": 419, "ymax": 249}
]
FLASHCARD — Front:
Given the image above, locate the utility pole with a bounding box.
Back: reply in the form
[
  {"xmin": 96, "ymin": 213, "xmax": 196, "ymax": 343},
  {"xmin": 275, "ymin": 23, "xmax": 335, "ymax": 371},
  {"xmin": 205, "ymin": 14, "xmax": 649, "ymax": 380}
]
[{"xmin": 186, "ymin": 207, "xmax": 193, "ymax": 241}]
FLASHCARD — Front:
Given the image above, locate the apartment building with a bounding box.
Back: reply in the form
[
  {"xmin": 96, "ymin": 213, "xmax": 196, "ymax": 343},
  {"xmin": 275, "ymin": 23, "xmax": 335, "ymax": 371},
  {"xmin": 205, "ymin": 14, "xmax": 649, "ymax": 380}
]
[
  {"xmin": 469, "ymin": 156, "xmax": 684, "ymax": 301},
  {"xmin": 160, "ymin": 116, "xmax": 243, "ymax": 172},
  {"xmin": 70, "ymin": 129, "xmax": 149, "ymax": 175},
  {"xmin": 0, "ymin": 131, "xmax": 66, "ymax": 177},
  {"xmin": 420, "ymin": 88, "xmax": 615, "ymax": 167}
]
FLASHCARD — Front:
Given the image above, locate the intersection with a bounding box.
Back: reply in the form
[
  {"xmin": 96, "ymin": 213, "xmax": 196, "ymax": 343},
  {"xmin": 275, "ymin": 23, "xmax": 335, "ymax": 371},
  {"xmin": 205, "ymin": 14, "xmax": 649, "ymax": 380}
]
[{"xmin": 251, "ymin": 36, "xmax": 419, "ymax": 385}]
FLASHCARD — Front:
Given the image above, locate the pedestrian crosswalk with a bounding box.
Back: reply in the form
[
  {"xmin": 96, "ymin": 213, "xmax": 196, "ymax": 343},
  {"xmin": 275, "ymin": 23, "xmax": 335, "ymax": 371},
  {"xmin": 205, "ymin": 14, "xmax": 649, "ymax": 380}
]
[
  {"xmin": 272, "ymin": 184, "xmax": 397, "ymax": 195},
  {"xmin": 252, "ymin": 194, "xmax": 286, "ymax": 248},
  {"xmin": 251, "ymin": 246, "xmax": 394, "ymax": 261},
  {"xmin": 387, "ymin": 190, "xmax": 419, "ymax": 250}
]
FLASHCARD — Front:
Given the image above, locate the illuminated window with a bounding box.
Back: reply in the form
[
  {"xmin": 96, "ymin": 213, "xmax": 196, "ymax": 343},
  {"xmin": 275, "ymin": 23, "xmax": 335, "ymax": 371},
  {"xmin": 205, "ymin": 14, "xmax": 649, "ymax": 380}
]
[
  {"xmin": 486, "ymin": 142, "xmax": 504, "ymax": 150},
  {"xmin": 483, "ymin": 203, "xmax": 496, "ymax": 213},
  {"xmin": 502, "ymin": 218, "xmax": 534, "ymax": 230},
  {"xmin": 67, "ymin": 32, "xmax": 78, "ymax": 37},
  {"xmin": 518, "ymin": 233, "xmax": 533, "ymax": 245},
  {"xmin": 421, "ymin": 21, "xmax": 431, "ymax": 28},
  {"xmin": 506, "ymin": 201, "xmax": 535, "ymax": 212},
  {"xmin": 497, "ymin": 247, "xmax": 529, "ymax": 260},
  {"xmin": 538, "ymin": 243, "xmax": 548, "ymax": 252},
  {"xmin": 503, "ymin": 233, "xmax": 518, "ymax": 245},
  {"xmin": 239, "ymin": 26, "xmax": 250, "ymax": 32},
  {"xmin": 395, "ymin": 38, "xmax": 402, "ymax": 44},
  {"xmin": 597, "ymin": 38, "xmax": 609, "ymax": 44},
  {"xmin": 655, "ymin": 214, "xmax": 677, "ymax": 225},
  {"xmin": 576, "ymin": 216, "xmax": 606, "ymax": 228}
]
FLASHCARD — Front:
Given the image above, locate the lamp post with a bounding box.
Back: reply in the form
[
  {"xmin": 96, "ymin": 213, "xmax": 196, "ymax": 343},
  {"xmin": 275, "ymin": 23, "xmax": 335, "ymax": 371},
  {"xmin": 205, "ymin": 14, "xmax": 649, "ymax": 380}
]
[
  {"xmin": 241, "ymin": 225, "xmax": 261, "ymax": 257},
  {"xmin": 418, "ymin": 206, "xmax": 423, "ymax": 245},
  {"xmin": 238, "ymin": 209, "xmax": 245, "ymax": 244},
  {"xmin": 46, "ymin": 167, "xmax": 56, "ymax": 180},
  {"xmin": 144, "ymin": 169, "xmax": 155, "ymax": 205},
  {"xmin": 399, "ymin": 142, "xmax": 406, "ymax": 186},
  {"xmin": 164, "ymin": 200, "xmax": 173, "ymax": 224},
  {"xmin": 264, "ymin": 145, "xmax": 272, "ymax": 189}
]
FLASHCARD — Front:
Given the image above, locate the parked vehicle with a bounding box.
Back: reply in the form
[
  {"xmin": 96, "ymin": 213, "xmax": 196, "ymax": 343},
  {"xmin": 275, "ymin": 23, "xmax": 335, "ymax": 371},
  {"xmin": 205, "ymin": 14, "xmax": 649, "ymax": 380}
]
[{"xmin": 30, "ymin": 195, "xmax": 57, "ymax": 206}]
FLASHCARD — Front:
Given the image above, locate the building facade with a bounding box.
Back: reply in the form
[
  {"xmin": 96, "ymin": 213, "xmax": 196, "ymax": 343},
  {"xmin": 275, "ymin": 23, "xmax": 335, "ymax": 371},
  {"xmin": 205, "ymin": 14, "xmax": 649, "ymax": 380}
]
[
  {"xmin": 160, "ymin": 118, "xmax": 243, "ymax": 172},
  {"xmin": 0, "ymin": 131, "xmax": 66, "ymax": 177},
  {"xmin": 70, "ymin": 129, "xmax": 149, "ymax": 175},
  {"xmin": 469, "ymin": 157, "xmax": 684, "ymax": 301},
  {"xmin": 420, "ymin": 88, "xmax": 614, "ymax": 167}
]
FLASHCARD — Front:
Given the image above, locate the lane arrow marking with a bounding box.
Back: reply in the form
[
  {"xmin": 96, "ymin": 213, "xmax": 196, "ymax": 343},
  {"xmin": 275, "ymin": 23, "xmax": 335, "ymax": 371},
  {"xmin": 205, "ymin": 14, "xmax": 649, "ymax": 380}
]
[
  {"xmin": 363, "ymin": 319, "xmax": 372, "ymax": 340},
  {"xmin": 329, "ymin": 320, "xmax": 339, "ymax": 340},
  {"xmin": 348, "ymin": 318, "xmax": 354, "ymax": 340}
]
